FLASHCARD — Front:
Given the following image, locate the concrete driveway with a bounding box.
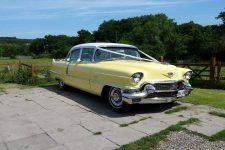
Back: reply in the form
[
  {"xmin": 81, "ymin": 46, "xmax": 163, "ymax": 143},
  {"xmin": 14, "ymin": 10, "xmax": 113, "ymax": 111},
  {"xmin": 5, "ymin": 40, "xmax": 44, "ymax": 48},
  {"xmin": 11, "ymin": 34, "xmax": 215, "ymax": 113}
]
[{"xmin": 0, "ymin": 86, "xmax": 225, "ymax": 150}]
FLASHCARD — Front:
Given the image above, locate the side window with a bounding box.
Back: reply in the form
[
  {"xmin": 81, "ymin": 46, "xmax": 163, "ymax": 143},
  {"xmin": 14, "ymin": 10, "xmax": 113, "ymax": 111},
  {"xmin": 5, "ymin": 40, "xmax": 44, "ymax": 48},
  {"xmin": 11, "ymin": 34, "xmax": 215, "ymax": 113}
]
[
  {"xmin": 70, "ymin": 49, "xmax": 81, "ymax": 61},
  {"xmin": 94, "ymin": 49, "xmax": 110, "ymax": 61},
  {"xmin": 81, "ymin": 48, "xmax": 94, "ymax": 62}
]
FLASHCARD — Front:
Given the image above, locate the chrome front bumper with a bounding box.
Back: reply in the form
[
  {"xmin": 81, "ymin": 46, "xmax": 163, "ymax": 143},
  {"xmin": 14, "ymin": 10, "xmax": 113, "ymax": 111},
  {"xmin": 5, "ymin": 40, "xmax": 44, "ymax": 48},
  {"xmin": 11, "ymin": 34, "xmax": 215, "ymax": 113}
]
[{"xmin": 121, "ymin": 81, "xmax": 193, "ymax": 104}]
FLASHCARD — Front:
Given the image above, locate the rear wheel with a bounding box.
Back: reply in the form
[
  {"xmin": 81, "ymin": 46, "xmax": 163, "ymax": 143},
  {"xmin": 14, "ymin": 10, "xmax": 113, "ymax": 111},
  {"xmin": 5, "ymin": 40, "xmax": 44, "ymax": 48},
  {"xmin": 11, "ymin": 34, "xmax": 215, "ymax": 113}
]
[
  {"xmin": 58, "ymin": 79, "xmax": 67, "ymax": 90},
  {"xmin": 107, "ymin": 87, "xmax": 132, "ymax": 112}
]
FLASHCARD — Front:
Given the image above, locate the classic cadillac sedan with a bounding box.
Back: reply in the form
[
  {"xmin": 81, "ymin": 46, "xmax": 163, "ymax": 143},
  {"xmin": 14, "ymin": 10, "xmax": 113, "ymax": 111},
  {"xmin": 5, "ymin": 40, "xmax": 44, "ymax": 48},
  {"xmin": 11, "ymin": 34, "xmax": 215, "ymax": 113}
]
[{"xmin": 50, "ymin": 43, "xmax": 193, "ymax": 112}]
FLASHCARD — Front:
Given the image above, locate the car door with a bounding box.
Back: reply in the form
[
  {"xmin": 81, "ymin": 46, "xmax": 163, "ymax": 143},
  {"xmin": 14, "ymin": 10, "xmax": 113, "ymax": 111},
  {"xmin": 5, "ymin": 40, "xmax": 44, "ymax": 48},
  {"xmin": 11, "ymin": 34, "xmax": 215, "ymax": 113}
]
[
  {"xmin": 65, "ymin": 48, "xmax": 81, "ymax": 87},
  {"xmin": 67, "ymin": 47, "xmax": 95, "ymax": 91}
]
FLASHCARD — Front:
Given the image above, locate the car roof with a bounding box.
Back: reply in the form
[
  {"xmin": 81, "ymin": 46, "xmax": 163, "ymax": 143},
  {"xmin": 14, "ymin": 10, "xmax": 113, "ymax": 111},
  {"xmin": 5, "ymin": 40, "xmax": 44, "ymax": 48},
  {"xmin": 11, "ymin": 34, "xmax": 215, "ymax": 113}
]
[{"xmin": 71, "ymin": 43, "xmax": 137, "ymax": 49}]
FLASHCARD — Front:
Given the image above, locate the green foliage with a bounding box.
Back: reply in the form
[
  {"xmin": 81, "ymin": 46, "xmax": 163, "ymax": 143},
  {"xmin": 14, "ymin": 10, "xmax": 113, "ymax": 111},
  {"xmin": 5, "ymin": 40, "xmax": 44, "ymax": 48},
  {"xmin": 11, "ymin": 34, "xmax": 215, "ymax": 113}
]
[
  {"xmin": 216, "ymin": 9, "xmax": 225, "ymax": 24},
  {"xmin": 0, "ymin": 66, "xmax": 15, "ymax": 83},
  {"xmin": 1, "ymin": 10, "xmax": 225, "ymax": 61},
  {"xmin": 210, "ymin": 130, "xmax": 225, "ymax": 141},
  {"xmin": 209, "ymin": 111, "xmax": 225, "ymax": 118},
  {"xmin": 190, "ymin": 80, "xmax": 225, "ymax": 90},
  {"xmin": 14, "ymin": 65, "xmax": 35, "ymax": 85},
  {"xmin": 0, "ymin": 65, "xmax": 35, "ymax": 85},
  {"xmin": 0, "ymin": 43, "xmax": 29, "ymax": 57},
  {"xmin": 0, "ymin": 37, "xmax": 32, "ymax": 44}
]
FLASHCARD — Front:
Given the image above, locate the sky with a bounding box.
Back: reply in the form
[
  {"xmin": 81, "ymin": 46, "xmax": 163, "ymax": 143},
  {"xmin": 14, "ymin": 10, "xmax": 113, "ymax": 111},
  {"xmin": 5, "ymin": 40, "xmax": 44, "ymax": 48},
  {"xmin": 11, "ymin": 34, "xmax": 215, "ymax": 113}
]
[{"xmin": 0, "ymin": 0, "xmax": 224, "ymax": 39}]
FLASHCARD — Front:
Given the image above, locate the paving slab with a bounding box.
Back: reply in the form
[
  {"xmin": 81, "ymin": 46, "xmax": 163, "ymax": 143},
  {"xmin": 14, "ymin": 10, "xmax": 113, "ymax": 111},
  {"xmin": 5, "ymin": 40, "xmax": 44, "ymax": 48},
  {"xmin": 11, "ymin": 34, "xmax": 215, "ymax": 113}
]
[
  {"xmin": 102, "ymin": 127, "xmax": 146, "ymax": 145},
  {"xmin": 46, "ymin": 145, "xmax": 69, "ymax": 150},
  {"xmin": 28, "ymin": 110, "xmax": 75, "ymax": 131},
  {"xmin": 196, "ymin": 113, "xmax": 225, "ymax": 127},
  {"xmin": 81, "ymin": 117, "xmax": 119, "ymax": 133},
  {"xmin": 151, "ymin": 113, "xmax": 186, "ymax": 125},
  {"xmin": 102, "ymin": 114, "xmax": 144, "ymax": 125},
  {"xmin": 2, "ymin": 87, "xmax": 225, "ymax": 149},
  {"xmin": 184, "ymin": 121, "xmax": 225, "ymax": 136},
  {"xmin": 47, "ymin": 124, "xmax": 92, "ymax": 144},
  {"xmin": 0, "ymin": 104, "xmax": 19, "ymax": 119},
  {"xmin": 6, "ymin": 133, "xmax": 57, "ymax": 150},
  {"xmin": 130, "ymin": 118, "xmax": 169, "ymax": 135},
  {"xmin": 0, "ymin": 96, "xmax": 46, "ymax": 116},
  {"xmin": 0, "ymin": 115, "xmax": 44, "ymax": 142},
  {"xmin": 0, "ymin": 143, "xmax": 7, "ymax": 150},
  {"xmin": 65, "ymin": 135, "xmax": 118, "ymax": 150}
]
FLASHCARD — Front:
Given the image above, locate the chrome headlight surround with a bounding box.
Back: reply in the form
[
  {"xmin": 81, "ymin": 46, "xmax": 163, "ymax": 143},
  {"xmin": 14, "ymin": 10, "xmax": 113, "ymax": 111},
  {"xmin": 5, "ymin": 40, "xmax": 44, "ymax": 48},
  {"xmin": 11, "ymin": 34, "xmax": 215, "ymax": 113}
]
[
  {"xmin": 131, "ymin": 72, "xmax": 143, "ymax": 83},
  {"xmin": 184, "ymin": 71, "xmax": 193, "ymax": 80}
]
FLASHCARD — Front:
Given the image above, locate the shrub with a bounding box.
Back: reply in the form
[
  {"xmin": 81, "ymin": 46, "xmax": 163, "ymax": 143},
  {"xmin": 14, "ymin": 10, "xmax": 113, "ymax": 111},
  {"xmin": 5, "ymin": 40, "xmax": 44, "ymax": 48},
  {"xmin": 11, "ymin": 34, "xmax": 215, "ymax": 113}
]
[
  {"xmin": 14, "ymin": 65, "xmax": 36, "ymax": 85},
  {"xmin": 190, "ymin": 80, "xmax": 225, "ymax": 90}
]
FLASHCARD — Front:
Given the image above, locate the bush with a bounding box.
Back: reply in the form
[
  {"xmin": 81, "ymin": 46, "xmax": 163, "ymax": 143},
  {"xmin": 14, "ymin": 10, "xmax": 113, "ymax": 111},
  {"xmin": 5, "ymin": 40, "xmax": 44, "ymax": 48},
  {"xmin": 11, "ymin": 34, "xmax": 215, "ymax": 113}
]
[
  {"xmin": 190, "ymin": 80, "xmax": 225, "ymax": 90},
  {"xmin": 0, "ymin": 66, "xmax": 15, "ymax": 83},
  {"xmin": 14, "ymin": 65, "xmax": 36, "ymax": 85}
]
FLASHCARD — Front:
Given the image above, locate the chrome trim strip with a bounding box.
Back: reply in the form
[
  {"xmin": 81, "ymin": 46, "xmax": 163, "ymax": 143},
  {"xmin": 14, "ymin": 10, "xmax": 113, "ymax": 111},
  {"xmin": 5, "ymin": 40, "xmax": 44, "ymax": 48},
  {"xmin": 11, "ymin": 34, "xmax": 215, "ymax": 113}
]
[
  {"xmin": 90, "ymin": 79, "xmax": 128, "ymax": 89},
  {"xmin": 154, "ymin": 90, "xmax": 178, "ymax": 93},
  {"xmin": 66, "ymin": 74, "xmax": 89, "ymax": 81}
]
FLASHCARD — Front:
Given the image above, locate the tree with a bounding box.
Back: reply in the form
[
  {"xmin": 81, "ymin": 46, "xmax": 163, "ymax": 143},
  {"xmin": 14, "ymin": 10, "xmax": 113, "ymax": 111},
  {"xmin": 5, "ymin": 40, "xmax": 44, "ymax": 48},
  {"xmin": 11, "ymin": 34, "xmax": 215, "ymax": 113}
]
[
  {"xmin": 76, "ymin": 29, "xmax": 93, "ymax": 43},
  {"xmin": 216, "ymin": 9, "xmax": 225, "ymax": 25}
]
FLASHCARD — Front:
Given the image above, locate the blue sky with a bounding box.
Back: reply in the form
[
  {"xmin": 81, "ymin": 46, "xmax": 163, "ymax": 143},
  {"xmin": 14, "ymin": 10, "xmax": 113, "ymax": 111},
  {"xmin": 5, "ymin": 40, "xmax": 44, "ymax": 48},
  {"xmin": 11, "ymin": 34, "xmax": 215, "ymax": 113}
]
[{"xmin": 0, "ymin": 0, "xmax": 224, "ymax": 39}]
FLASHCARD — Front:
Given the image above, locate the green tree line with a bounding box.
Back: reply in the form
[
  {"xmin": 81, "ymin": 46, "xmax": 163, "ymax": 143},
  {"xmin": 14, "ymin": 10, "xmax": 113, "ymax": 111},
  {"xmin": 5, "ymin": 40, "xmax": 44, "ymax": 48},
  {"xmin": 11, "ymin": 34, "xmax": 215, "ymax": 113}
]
[{"xmin": 1, "ymin": 10, "xmax": 225, "ymax": 62}]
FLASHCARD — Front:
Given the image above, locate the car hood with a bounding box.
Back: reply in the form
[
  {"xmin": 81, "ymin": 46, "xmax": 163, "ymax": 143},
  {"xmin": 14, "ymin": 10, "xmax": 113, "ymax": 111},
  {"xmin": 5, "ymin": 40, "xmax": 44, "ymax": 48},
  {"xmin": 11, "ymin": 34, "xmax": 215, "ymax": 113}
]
[{"xmin": 94, "ymin": 60, "xmax": 190, "ymax": 81}]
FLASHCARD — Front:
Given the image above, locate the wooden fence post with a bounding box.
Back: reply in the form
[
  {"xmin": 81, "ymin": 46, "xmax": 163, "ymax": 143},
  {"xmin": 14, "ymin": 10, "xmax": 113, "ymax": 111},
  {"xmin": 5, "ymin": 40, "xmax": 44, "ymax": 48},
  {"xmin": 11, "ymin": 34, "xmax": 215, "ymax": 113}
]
[
  {"xmin": 217, "ymin": 60, "xmax": 221, "ymax": 80},
  {"xmin": 210, "ymin": 57, "xmax": 216, "ymax": 81},
  {"xmin": 31, "ymin": 64, "xmax": 35, "ymax": 79},
  {"xmin": 160, "ymin": 56, "xmax": 164, "ymax": 62}
]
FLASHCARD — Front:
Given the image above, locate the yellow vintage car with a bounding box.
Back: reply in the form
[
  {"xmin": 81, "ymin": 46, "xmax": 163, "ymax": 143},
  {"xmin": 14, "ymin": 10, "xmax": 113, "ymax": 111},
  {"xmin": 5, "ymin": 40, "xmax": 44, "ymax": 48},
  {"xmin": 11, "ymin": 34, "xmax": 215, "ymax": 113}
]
[{"xmin": 50, "ymin": 43, "xmax": 193, "ymax": 112}]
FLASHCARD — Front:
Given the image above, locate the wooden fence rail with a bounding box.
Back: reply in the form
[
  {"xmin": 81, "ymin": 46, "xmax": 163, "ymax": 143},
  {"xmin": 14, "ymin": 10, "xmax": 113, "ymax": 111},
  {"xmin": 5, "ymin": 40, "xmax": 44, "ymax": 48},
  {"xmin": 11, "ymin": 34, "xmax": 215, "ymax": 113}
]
[
  {"xmin": 162, "ymin": 57, "xmax": 225, "ymax": 81},
  {"xmin": 1, "ymin": 57, "xmax": 225, "ymax": 81},
  {"xmin": 0, "ymin": 62, "xmax": 50, "ymax": 80}
]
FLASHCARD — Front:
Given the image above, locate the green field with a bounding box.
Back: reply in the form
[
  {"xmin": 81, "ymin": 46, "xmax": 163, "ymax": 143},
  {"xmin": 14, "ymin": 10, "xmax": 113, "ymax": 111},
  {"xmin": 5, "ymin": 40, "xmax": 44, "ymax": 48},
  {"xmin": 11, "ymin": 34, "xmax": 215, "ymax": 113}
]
[
  {"xmin": 180, "ymin": 88, "xmax": 225, "ymax": 109},
  {"xmin": 0, "ymin": 58, "xmax": 53, "ymax": 65}
]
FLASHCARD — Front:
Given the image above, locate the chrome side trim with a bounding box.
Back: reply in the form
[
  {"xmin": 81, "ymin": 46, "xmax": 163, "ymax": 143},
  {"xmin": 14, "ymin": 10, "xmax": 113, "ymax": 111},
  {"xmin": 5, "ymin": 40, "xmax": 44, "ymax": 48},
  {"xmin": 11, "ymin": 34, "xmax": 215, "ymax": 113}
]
[
  {"xmin": 90, "ymin": 79, "xmax": 129, "ymax": 89},
  {"xmin": 66, "ymin": 74, "xmax": 89, "ymax": 81}
]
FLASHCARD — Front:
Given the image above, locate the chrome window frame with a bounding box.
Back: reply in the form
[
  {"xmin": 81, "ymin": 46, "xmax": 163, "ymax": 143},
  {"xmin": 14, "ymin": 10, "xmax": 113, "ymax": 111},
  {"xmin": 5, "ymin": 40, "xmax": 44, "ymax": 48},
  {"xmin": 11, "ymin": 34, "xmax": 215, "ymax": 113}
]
[{"xmin": 69, "ymin": 48, "xmax": 81, "ymax": 62}]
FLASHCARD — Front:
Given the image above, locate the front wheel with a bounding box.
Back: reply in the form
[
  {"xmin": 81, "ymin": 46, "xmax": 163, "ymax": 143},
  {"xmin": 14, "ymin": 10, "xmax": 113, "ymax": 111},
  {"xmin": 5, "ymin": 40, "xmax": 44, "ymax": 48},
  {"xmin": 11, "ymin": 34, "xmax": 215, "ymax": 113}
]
[{"xmin": 107, "ymin": 87, "xmax": 132, "ymax": 113}]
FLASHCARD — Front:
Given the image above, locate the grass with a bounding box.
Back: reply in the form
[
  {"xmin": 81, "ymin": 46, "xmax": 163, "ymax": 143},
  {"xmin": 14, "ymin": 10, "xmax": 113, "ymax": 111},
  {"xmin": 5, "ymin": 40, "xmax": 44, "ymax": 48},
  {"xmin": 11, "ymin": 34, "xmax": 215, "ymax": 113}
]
[
  {"xmin": 0, "ymin": 80, "xmax": 57, "ymax": 94},
  {"xmin": 93, "ymin": 131, "xmax": 102, "ymax": 135},
  {"xmin": 210, "ymin": 130, "xmax": 225, "ymax": 141},
  {"xmin": 116, "ymin": 118, "xmax": 199, "ymax": 150},
  {"xmin": 0, "ymin": 58, "xmax": 52, "ymax": 65},
  {"xmin": 165, "ymin": 106, "xmax": 188, "ymax": 114},
  {"xmin": 120, "ymin": 116, "xmax": 151, "ymax": 127},
  {"xmin": 209, "ymin": 111, "xmax": 225, "ymax": 118},
  {"xmin": 180, "ymin": 88, "xmax": 225, "ymax": 109},
  {"xmin": 0, "ymin": 83, "xmax": 32, "ymax": 94}
]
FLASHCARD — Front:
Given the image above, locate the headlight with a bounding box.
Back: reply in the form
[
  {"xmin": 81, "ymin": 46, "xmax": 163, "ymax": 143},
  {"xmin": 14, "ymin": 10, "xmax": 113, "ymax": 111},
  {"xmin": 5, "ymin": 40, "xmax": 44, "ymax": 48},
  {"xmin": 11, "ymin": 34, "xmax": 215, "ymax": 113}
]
[
  {"xmin": 131, "ymin": 72, "xmax": 143, "ymax": 83},
  {"xmin": 184, "ymin": 71, "xmax": 193, "ymax": 80}
]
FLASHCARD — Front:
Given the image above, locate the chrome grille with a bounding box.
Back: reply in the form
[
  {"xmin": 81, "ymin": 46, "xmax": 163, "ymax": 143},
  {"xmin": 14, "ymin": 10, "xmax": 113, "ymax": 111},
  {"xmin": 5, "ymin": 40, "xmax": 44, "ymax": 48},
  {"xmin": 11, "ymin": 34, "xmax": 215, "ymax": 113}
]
[
  {"xmin": 153, "ymin": 83, "xmax": 178, "ymax": 91},
  {"xmin": 146, "ymin": 91, "xmax": 178, "ymax": 98}
]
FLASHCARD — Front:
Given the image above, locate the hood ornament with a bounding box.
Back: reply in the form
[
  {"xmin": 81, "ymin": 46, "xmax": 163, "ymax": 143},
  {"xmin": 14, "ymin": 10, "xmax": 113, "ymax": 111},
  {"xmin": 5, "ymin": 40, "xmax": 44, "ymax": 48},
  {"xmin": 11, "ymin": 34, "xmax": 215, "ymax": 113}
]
[{"xmin": 162, "ymin": 72, "xmax": 174, "ymax": 78}]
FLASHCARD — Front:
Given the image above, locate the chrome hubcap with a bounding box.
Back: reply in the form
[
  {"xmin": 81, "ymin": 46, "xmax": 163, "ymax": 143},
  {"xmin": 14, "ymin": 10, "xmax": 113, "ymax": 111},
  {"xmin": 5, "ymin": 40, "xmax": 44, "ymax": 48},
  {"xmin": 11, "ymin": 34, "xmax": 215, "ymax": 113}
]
[
  {"xmin": 59, "ymin": 80, "xmax": 64, "ymax": 87},
  {"xmin": 110, "ymin": 88, "xmax": 122, "ymax": 107}
]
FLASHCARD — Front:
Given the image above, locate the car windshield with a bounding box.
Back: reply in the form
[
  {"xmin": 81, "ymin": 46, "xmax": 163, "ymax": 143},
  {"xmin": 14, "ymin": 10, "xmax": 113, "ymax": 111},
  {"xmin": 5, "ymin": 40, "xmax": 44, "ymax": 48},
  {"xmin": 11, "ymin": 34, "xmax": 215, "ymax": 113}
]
[{"xmin": 94, "ymin": 47, "xmax": 140, "ymax": 61}]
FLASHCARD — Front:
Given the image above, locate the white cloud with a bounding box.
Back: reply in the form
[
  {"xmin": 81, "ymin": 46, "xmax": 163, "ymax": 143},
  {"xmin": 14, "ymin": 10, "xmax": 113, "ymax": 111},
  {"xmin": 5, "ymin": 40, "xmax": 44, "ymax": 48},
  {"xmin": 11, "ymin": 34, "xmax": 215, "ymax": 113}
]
[{"xmin": 0, "ymin": 0, "xmax": 212, "ymax": 20}]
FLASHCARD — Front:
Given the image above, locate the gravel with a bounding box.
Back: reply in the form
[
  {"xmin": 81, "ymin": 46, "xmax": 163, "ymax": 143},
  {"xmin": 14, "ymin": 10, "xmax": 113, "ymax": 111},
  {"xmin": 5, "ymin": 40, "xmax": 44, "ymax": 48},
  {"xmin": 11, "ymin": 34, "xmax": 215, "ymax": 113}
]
[{"xmin": 156, "ymin": 131, "xmax": 225, "ymax": 150}]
